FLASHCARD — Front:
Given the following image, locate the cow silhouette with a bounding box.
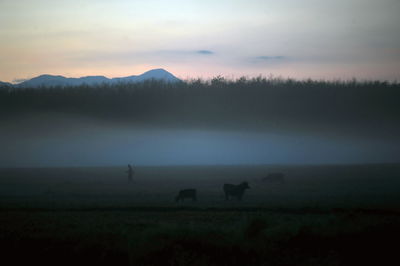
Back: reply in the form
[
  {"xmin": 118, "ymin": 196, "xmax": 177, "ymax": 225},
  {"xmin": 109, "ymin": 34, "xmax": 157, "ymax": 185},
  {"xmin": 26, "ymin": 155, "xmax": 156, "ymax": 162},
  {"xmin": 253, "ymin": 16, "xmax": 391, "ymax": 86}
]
[
  {"xmin": 262, "ymin": 173, "xmax": 285, "ymax": 183},
  {"xmin": 223, "ymin": 182, "xmax": 250, "ymax": 200},
  {"xmin": 175, "ymin": 189, "xmax": 197, "ymax": 202}
]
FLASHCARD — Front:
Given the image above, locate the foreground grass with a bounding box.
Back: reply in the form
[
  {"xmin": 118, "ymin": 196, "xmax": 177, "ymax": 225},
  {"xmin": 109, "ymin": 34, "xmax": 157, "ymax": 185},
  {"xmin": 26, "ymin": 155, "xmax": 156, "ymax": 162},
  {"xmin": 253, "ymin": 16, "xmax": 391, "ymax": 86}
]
[
  {"xmin": 1, "ymin": 207, "xmax": 399, "ymax": 266},
  {"xmin": 1, "ymin": 164, "xmax": 400, "ymax": 265}
]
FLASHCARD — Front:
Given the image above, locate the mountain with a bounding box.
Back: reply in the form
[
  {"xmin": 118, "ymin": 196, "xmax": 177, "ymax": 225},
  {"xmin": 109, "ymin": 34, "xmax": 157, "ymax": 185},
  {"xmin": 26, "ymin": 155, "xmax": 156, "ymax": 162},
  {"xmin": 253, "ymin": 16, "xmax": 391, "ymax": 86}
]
[
  {"xmin": 110, "ymin": 69, "xmax": 180, "ymax": 84},
  {"xmin": 129, "ymin": 69, "xmax": 179, "ymax": 82},
  {"xmin": 0, "ymin": 81, "xmax": 12, "ymax": 88},
  {"xmin": 15, "ymin": 69, "xmax": 180, "ymax": 88}
]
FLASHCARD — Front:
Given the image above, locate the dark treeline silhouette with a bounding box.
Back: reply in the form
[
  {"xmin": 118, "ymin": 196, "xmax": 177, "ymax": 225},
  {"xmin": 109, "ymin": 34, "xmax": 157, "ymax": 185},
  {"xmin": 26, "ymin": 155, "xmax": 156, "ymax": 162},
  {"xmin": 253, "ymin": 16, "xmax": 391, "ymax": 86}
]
[{"xmin": 1, "ymin": 77, "xmax": 399, "ymax": 137}]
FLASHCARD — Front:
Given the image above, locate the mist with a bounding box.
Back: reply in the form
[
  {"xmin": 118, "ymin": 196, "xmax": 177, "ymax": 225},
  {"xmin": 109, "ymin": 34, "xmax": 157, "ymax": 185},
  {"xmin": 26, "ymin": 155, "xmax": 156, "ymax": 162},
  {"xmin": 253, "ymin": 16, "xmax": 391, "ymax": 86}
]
[
  {"xmin": 1, "ymin": 113, "xmax": 398, "ymax": 168},
  {"xmin": 1, "ymin": 78, "xmax": 399, "ymax": 168}
]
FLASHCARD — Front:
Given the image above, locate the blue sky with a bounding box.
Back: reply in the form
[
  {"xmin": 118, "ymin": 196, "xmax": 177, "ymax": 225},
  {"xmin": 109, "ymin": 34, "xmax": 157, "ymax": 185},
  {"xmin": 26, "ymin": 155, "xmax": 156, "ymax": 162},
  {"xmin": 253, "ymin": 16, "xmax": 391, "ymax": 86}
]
[{"xmin": 0, "ymin": 0, "xmax": 399, "ymax": 82}]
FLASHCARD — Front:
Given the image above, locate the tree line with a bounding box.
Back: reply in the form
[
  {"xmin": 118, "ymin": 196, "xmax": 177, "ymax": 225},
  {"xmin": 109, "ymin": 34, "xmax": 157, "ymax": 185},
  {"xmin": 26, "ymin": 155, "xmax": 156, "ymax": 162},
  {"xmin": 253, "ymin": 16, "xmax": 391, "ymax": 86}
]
[{"xmin": 1, "ymin": 77, "xmax": 399, "ymax": 136}]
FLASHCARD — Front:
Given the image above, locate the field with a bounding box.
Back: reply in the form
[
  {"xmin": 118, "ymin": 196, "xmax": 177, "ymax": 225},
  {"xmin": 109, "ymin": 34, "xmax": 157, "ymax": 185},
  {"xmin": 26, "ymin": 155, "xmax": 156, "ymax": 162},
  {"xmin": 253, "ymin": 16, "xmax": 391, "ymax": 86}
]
[{"xmin": 1, "ymin": 164, "xmax": 400, "ymax": 265}]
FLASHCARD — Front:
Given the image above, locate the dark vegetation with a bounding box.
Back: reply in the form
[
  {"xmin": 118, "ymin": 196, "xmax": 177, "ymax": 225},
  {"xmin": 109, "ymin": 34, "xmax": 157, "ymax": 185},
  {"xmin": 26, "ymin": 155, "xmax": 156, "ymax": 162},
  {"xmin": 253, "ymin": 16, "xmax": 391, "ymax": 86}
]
[
  {"xmin": 1, "ymin": 77, "xmax": 400, "ymax": 137},
  {"xmin": 2, "ymin": 208, "xmax": 400, "ymax": 266}
]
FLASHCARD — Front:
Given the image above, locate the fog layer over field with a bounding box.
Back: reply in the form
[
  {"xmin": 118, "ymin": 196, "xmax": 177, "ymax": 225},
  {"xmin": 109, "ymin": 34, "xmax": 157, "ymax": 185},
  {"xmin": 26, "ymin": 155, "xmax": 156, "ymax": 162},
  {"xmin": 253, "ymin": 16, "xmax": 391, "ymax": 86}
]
[
  {"xmin": 1, "ymin": 114, "xmax": 399, "ymax": 168},
  {"xmin": 1, "ymin": 79, "xmax": 399, "ymax": 167}
]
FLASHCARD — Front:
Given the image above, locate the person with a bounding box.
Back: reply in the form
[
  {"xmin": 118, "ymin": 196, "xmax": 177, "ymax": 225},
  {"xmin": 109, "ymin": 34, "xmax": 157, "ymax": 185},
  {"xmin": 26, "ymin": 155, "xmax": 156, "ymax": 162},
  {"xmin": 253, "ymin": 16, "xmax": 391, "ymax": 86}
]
[{"xmin": 126, "ymin": 164, "xmax": 134, "ymax": 182}]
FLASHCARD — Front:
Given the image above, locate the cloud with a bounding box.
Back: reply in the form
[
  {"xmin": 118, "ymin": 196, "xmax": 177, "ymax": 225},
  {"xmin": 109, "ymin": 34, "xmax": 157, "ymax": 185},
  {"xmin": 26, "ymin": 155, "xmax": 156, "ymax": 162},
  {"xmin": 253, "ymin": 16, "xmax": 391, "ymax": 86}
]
[
  {"xmin": 196, "ymin": 50, "xmax": 214, "ymax": 55},
  {"xmin": 156, "ymin": 50, "xmax": 215, "ymax": 56},
  {"xmin": 245, "ymin": 55, "xmax": 288, "ymax": 66},
  {"xmin": 256, "ymin": 56, "xmax": 285, "ymax": 60}
]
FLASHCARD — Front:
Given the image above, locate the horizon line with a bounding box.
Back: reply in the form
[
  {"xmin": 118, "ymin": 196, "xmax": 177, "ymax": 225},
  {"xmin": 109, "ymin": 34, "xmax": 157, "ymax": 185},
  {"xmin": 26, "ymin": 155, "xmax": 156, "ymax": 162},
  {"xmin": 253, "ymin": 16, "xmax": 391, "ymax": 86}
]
[{"xmin": 4, "ymin": 70, "xmax": 399, "ymax": 85}]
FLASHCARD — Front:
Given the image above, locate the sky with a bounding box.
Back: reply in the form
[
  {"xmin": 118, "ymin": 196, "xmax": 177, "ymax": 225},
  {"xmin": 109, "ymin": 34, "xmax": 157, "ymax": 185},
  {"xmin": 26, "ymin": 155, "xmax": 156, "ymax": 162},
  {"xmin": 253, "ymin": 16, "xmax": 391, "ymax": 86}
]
[{"xmin": 0, "ymin": 0, "xmax": 399, "ymax": 82}]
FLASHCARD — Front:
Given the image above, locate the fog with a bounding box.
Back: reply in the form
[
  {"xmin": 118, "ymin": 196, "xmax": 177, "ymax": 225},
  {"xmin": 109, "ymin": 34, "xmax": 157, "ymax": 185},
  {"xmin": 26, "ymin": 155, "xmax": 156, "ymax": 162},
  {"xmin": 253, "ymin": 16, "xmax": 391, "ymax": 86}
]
[{"xmin": 1, "ymin": 115, "xmax": 399, "ymax": 168}]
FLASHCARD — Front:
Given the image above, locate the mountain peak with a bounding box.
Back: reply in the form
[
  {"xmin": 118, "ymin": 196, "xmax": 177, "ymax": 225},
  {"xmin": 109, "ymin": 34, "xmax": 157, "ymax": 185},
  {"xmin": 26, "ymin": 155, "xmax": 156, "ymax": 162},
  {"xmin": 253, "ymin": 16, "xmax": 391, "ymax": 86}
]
[
  {"xmin": 136, "ymin": 68, "xmax": 179, "ymax": 82},
  {"xmin": 143, "ymin": 68, "xmax": 168, "ymax": 73},
  {"xmin": 34, "ymin": 74, "xmax": 65, "ymax": 79}
]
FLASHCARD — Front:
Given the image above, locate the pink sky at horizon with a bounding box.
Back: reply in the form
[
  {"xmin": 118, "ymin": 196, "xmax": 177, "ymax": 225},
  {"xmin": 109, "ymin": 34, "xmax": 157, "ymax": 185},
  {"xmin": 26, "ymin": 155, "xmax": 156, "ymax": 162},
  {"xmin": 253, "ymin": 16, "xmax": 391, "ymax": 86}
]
[{"xmin": 7, "ymin": 62, "xmax": 399, "ymax": 84}]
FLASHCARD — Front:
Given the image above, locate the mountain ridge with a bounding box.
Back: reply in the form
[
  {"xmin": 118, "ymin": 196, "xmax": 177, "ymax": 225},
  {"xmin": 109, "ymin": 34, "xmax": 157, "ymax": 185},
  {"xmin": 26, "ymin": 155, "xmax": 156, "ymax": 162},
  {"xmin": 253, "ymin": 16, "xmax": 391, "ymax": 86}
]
[
  {"xmin": 0, "ymin": 81, "xmax": 13, "ymax": 87},
  {"xmin": 2, "ymin": 69, "xmax": 180, "ymax": 88}
]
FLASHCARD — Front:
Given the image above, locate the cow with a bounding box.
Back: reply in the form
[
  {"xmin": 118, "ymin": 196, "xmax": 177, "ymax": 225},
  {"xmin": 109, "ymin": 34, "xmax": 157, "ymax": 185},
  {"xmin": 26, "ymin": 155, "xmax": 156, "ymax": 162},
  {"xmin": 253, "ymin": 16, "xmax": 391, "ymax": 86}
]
[
  {"xmin": 175, "ymin": 189, "xmax": 197, "ymax": 202},
  {"xmin": 223, "ymin": 182, "xmax": 250, "ymax": 200},
  {"xmin": 262, "ymin": 173, "xmax": 285, "ymax": 183}
]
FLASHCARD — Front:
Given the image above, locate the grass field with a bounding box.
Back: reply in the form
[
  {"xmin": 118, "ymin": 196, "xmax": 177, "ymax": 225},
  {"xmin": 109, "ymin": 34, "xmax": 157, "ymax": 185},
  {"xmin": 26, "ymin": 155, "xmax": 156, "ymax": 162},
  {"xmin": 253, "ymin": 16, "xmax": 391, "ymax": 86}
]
[{"xmin": 1, "ymin": 164, "xmax": 400, "ymax": 265}]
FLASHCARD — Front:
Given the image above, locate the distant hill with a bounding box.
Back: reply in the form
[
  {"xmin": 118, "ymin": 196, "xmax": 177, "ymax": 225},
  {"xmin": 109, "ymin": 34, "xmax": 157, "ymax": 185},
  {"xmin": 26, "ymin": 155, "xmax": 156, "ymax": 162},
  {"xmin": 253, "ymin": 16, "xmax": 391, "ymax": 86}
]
[
  {"xmin": 0, "ymin": 81, "xmax": 12, "ymax": 88},
  {"xmin": 12, "ymin": 69, "xmax": 180, "ymax": 88}
]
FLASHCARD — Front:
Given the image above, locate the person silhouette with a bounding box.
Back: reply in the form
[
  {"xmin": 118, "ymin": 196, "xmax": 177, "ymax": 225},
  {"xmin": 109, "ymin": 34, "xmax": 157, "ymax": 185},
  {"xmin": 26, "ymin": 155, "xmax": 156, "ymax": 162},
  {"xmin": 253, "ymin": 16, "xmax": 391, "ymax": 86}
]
[{"xmin": 126, "ymin": 164, "xmax": 134, "ymax": 182}]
